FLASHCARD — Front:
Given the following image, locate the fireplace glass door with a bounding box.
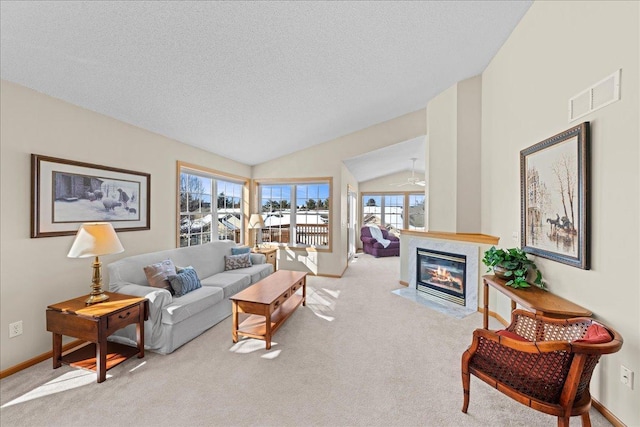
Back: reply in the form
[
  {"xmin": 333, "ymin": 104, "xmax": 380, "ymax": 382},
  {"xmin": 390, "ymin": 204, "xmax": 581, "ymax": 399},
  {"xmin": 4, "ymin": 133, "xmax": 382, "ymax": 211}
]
[{"xmin": 417, "ymin": 248, "xmax": 466, "ymax": 306}]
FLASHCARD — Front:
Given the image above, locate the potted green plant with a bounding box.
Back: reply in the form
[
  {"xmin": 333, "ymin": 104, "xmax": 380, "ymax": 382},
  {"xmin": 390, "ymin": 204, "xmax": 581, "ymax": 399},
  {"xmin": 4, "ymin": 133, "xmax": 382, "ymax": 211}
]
[{"xmin": 482, "ymin": 246, "xmax": 546, "ymax": 289}]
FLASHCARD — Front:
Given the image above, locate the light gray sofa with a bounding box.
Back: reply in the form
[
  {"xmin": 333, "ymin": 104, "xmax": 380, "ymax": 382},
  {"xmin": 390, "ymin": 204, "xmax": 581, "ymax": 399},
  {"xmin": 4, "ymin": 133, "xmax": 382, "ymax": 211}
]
[{"xmin": 107, "ymin": 240, "xmax": 273, "ymax": 354}]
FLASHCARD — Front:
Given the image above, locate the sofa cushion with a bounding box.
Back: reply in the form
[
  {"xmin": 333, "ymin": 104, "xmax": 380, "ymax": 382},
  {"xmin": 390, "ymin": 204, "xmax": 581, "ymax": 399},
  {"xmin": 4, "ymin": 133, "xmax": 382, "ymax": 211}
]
[
  {"xmin": 231, "ymin": 246, "xmax": 251, "ymax": 255},
  {"xmin": 225, "ymin": 253, "xmax": 252, "ymax": 270},
  {"xmin": 144, "ymin": 259, "xmax": 177, "ymax": 294},
  {"xmin": 224, "ymin": 263, "xmax": 273, "ymax": 283},
  {"xmin": 161, "ymin": 286, "xmax": 224, "ymax": 326},
  {"xmin": 168, "ymin": 267, "xmax": 202, "ymax": 297},
  {"xmin": 201, "ymin": 272, "xmax": 251, "ymax": 298}
]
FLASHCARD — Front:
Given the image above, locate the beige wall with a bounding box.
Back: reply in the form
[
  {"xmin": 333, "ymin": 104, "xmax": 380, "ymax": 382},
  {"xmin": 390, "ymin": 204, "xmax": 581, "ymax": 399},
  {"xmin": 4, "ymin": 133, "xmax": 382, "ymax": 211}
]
[
  {"xmin": 426, "ymin": 84, "xmax": 457, "ymax": 232},
  {"xmin": 426, "ymin": 75, "xmax": 482, "ymax": 233},
  {"xmin": 0, "ymin": 80, "xmax": 252, "ymax": 370},
  {"xmin": 480, "ymin": 1, "xmax": 639, "ymax": 425},
  {"xmin": 252, "ymin": 109, "xmax": 427, "ymax": 277},
  {"xmin": 456, "ymin": 76, "xmax": 482, "ymax": 233}
]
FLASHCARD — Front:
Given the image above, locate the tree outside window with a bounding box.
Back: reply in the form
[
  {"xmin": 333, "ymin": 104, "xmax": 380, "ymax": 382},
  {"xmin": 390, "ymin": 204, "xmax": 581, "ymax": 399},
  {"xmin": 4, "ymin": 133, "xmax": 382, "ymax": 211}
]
[{"xmin": 179, "ymin": 166, "xmax": 245, "ymax": 247}]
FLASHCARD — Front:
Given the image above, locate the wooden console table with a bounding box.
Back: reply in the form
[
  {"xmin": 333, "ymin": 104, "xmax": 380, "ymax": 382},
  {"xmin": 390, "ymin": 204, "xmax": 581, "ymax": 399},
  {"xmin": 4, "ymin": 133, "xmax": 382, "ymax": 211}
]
[
  {"xmin": 46, "ymin": 292, "xmax": 148, "ymax": 383},
  {"xmin": 482, "ymin": 275, "xmax": 591, "ymax": 329}
]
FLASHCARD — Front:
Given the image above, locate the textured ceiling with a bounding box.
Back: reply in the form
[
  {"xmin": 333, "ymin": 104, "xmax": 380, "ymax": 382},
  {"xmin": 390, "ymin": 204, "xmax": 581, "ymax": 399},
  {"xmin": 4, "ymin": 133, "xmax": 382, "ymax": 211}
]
[{"xmin": 0, "ymin": 1, "xmax": 531, "ymax": 167}]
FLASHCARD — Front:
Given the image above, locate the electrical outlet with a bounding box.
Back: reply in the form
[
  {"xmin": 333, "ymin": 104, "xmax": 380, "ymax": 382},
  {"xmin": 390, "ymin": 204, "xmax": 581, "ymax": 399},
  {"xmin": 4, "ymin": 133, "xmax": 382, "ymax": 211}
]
[
  {"xmin": 512, "ymin": 231, "xmax": 519, "ymax": 242},
  {"xmin": 620, "ymin": 365, "xmax": 634, "ymax": 389},
  {"xmin": 9, "ymin": 321, "xmax": 23, "ymax": 338}
]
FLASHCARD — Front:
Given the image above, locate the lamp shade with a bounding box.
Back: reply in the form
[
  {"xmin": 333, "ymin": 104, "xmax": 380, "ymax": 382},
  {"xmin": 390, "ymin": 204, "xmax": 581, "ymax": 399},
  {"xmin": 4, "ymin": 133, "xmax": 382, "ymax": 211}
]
[
  {"xmin": 67, "ymin": 222, "xmax": 124, "ymax": 258},
  {"xmin": 248, "ymin": 214, "xmax": 265, "ymax": 229}
]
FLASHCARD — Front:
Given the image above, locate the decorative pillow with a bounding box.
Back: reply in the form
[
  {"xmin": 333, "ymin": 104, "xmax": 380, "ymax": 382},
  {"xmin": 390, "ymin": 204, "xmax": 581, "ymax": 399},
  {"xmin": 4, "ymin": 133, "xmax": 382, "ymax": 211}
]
[
  {"xmin": 573, "ymin": 323, "xmax": 612, "ymax": 344},
  {"xmin": 144, "ymin": 259, "xmax": 177, "ymax": 295},
  {"xmin": 168, "ymin": 267, "xmax": 202, "ymax": 297},
  {"xmin": 225, "ymin": 253, "xmax": 252, "ymax": 270},
  {"xmin": 175, "ymin": 265, "xmax": 193, "ymax": 274},
  {"xmin": 496, "ymin": 329, "xmax": 529, "ymax": 341},
  {"xmin": 231, "ymin": 246, "xmax": 251, "ymax": 255}
]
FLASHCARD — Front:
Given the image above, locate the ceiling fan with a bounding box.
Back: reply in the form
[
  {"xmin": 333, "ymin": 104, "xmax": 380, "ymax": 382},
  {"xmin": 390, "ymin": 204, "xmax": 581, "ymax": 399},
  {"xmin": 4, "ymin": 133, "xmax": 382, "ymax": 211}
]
[{"xmin": 392, "ymin": 158, "xmax": 426, "ymax": 187}]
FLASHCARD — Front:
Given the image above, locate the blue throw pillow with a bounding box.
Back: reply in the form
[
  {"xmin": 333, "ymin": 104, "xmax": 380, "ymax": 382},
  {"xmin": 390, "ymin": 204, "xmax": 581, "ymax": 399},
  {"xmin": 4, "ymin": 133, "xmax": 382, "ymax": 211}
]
[
  {"xmin": 168, "ymin": 267, "xmax": 202, "ymax": 297},
  {"xmin": 231, "ymin": 246, "xmax": 251, "ymax": 255}
]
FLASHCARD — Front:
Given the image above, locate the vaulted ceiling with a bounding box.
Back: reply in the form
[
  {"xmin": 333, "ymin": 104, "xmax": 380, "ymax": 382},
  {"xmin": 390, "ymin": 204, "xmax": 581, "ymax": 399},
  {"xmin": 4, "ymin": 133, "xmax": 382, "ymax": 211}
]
[{"xmin": 1, "ymin": 1, "xmax": 531, "ymax": 174}]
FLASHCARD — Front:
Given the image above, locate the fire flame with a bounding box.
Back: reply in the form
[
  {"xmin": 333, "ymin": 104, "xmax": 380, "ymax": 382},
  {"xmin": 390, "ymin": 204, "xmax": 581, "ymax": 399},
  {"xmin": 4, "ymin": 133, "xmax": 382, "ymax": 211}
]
[{"xmin": 436, "ymin": 266, "xmax": 452, "ymax": 281}]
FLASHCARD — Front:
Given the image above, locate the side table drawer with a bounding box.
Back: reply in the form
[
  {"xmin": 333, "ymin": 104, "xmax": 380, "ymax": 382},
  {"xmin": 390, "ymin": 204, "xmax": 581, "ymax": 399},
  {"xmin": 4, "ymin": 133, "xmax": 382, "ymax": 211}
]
[{"xmin": 107, "ymin": 304, "xmax": 140, "ymax": 332}]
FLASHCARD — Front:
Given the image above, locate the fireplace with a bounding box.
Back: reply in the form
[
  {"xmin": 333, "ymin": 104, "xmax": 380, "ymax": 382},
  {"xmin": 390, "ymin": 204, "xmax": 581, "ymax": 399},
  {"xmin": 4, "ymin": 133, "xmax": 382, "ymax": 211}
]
[{"xmin": 416, "ymin": 248, "xmax": 466, "ymax": 306}]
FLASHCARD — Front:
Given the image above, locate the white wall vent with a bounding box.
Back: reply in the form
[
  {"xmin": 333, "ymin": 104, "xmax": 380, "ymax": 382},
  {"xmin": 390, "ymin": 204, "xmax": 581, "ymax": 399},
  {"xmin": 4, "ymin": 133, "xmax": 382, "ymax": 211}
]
[{"xmin": 568, "ymin": 69, "xmax": 621, "ymax": 122}]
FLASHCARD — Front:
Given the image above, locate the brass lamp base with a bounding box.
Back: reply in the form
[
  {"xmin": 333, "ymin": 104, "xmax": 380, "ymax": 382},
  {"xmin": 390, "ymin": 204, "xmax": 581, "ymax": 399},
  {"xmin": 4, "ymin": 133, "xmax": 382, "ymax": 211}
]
[
  {"xmin": 85, "ymin": 256, "xmax": 110, "ymax": 305},
  {"xmin": 86, "ymin": 292, "xmax": 109, "ymax": 305}
]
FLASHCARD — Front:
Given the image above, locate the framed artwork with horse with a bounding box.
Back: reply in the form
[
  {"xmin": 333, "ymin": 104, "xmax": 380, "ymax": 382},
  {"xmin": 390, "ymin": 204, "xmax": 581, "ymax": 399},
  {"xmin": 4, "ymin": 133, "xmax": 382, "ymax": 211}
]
[{"xmin": 520, "ymin": 122, "xmax": 590, "ymax": 269}]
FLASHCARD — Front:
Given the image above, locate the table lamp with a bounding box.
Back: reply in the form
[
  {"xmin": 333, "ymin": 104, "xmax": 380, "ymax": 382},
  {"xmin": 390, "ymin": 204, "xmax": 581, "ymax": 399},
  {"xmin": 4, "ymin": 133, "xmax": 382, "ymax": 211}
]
[
  {"xmin": 248, "ymin": 214, "xmax": 265, "ymax": 249},
  {"xmin": 67, "ymin": 222, "xmax": 124, "ymax": 304}
]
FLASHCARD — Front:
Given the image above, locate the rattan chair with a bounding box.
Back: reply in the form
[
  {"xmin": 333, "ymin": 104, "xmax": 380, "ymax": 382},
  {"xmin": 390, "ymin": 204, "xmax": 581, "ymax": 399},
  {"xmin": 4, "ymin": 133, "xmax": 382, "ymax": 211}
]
[{"xmin": 461, "ymin": 309, "xmax": 622, "ymax": 427}]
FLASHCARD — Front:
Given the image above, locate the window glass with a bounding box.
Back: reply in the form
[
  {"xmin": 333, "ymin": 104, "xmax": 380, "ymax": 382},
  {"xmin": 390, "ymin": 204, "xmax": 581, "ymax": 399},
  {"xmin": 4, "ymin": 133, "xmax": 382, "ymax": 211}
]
[
  {"xmin": 362, "ymin": 192, "xmax": 425, "ymax": 231},
  {"xmin": 259, "ymin": 181, "xmax": 330, "ymax": 248},
  {"xmin": 216, "ymin": 179, "xmax": 243, "ymax": 242},
  {"xmin": 362, "ymin": 195, "xmax": 382, "ymax": 226},
  {"xmin": 179, "ymin": 167, "xmax": 245, "ymax": 247},
  {"xmin": 408, "ymin": 194, "xmax": 426, "ymax": 229},
  {"xmin": 384, "ymin": 195, "xmax": 404, "ymax": 231}
]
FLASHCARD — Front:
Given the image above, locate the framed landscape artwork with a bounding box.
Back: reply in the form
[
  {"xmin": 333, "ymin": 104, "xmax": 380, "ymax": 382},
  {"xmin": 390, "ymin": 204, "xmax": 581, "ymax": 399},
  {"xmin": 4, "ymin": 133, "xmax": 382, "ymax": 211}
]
[
  {"xmin": 31, "ymin": 154, "xmax": 150, "ymax": 238},
  {"xmin": 520, "ymin": 122, "xmax": 590, "ymax": 269}
]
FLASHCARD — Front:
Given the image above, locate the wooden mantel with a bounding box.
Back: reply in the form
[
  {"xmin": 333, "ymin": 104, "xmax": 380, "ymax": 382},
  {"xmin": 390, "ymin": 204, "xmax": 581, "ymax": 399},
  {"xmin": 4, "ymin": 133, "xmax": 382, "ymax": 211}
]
[{"xmin": 400, "ymin": 230, "xmax": 500, "ymax": 245}]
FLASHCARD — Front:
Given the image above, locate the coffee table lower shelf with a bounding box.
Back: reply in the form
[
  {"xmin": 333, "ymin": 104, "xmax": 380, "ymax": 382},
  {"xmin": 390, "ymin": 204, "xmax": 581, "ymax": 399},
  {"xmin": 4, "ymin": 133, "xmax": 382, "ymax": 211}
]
[{"xmin": 236, "ymin": 294, "xmax": 303, "ymax": 344}]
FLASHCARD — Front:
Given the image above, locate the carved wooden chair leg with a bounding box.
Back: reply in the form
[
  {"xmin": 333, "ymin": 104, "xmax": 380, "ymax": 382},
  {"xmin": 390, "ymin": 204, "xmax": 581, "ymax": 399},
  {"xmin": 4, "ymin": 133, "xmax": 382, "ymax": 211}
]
[
  {"xmin": 557, "ymin": 415, "xmax": 570, "ymax": 427},
  {"xmin": 461, "ymin": 353, "xmax": 471, "ymax": 413},
  {"xmin": 581, "ymin": 412, "xmax": 592, "ymax": 427}
]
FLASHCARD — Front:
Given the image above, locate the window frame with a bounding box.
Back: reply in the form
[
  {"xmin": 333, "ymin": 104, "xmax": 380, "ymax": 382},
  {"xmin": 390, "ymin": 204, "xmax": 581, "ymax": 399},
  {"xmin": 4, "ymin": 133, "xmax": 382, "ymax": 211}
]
[
  {"xmin": 361, "ymin": 191, "xmax": 425, "ymax": 231},
  {"xmin": 255, "ymin": 177, "xmax": 333, "ymax": 252},
  {"xmin": 176, "ymin": 161, "xmax": 249, "ymax": 248}
]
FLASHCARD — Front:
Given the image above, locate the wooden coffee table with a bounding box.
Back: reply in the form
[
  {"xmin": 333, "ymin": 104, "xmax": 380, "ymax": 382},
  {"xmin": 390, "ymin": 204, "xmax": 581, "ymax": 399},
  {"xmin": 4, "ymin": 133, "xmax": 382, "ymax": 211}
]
[{"xmin": 230, "ymin": 270, "xmax": 306, "ymax": 349}]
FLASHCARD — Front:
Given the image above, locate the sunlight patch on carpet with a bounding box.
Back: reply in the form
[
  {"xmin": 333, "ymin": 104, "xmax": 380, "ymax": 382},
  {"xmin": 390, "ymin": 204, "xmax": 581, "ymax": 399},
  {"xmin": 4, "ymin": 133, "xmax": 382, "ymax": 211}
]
[
  {"xmin": 306, "ymin": 286, "xmax": 339, "ymax": 321},
  {"xmin": 1, "ymin": 370, "xmax": 105, "ymax": 408},
  {"xmin": 229, "ymin": 339, "xmax": 278, "ymax": 354},
  {"xmin": 261, "ymin": 350, "xmax": 282, "ymax": 360},
  {"xmin": 129, "ymin": 361, "xmax": 147, "ymax": 372}
]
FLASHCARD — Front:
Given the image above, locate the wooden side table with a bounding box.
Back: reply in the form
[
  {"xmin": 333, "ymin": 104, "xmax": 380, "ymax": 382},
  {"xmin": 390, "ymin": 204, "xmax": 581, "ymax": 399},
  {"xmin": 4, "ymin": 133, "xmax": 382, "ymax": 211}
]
[
  {"xmin": 46, "ymin": 292, "xmax": 148, "ymax": 383},
  {"xmin": 252, "ymin": 247, "xmax": 278, "ymax": 272},
  {"xmin": 482, "ymin": 275, "xmax": 592, "ymax": 329}
]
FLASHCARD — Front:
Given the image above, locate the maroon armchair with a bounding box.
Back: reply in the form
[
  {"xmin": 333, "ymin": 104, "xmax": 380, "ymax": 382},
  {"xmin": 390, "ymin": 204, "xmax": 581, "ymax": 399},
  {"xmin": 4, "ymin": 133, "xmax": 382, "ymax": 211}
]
[{"xmin": 360, "ymin": 225, "xmax": 400, "ymax": 257}]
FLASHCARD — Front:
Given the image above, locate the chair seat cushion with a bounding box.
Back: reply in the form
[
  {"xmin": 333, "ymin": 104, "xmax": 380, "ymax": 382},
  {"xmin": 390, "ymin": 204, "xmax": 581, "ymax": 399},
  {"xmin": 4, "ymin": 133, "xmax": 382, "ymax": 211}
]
[
  {"xmin": 496, "ymin": 329, "xmax": 530, "ymax": 341},
  {"xmin": 573, "ymin": 323, "xmax": 612, "ymax": 344},
  {"xmin": 372, "ymin": 241, "xmax": 400, "ymax": 249}
]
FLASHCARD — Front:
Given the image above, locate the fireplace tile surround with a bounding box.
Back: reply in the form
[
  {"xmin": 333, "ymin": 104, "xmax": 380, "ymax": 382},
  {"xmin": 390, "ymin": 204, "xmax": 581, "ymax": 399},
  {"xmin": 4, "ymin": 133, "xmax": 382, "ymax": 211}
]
[{"xmin": 394, "ymin": 231, "xmax": 499, "ymax": 319}]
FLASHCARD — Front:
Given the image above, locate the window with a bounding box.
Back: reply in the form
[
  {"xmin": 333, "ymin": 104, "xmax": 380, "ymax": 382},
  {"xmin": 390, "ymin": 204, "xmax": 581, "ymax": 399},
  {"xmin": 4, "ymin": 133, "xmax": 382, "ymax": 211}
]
[
  {"xmin": 178, "ymin": 163, "xmax": 246, "ymax": 247},
  {"xmin": 362, "ymin": 192, "xmax": 425, "ymax": 231},
  {"xmin": 257, "ymin": 179, "xmax": 331, "ymax": 249},
  {"xmin": 408, "ymin": 194, "xmax": 426, "ymax": 229}
]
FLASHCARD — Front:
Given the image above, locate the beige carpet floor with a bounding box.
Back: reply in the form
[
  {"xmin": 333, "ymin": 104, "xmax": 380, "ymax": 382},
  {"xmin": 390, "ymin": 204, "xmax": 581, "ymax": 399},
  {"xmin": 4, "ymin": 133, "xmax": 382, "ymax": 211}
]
[{"xmin": 0, "ymin": 254, "xmax": 611, "ymax": 426}]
